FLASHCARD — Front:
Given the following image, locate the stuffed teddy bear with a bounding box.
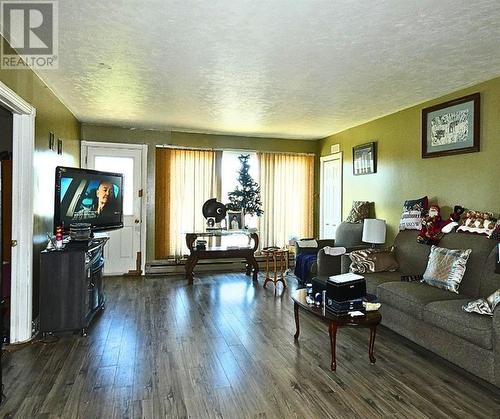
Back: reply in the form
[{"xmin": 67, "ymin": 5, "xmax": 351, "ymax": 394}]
[{"xmin": 417, "ymin": 205, "xmax": 443, "ymax": 245}]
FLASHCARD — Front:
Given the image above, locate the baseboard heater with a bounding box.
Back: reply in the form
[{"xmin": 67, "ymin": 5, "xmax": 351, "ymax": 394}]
[{"xmin": 146, "ymin": 254, "xmax": 295, "ymax": 276}]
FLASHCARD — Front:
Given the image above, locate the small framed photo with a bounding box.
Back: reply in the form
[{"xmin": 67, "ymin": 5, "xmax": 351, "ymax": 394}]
[
  {"xmin": 57, "ymin": 138, "xmax": 63, "ymax": 155},
  {"xmin": 49, "ymin": 132, "xmax": 55, "ymax": 150},
  {"xmin": 422, "ymin": 93, "xmax": 480, "ymax": 158},
  {"xmin": 353, "ymin": 142, "xmax": 376, "ymax": 175},
  {"xmin": 227, "ymin": 211, "xmax": 243, "ymax": 230}
]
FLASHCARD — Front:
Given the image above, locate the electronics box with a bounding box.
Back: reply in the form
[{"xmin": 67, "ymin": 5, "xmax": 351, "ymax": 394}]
[{"xmin": 327, "ymin": 273, "xmax": 366, "ymax": 302}]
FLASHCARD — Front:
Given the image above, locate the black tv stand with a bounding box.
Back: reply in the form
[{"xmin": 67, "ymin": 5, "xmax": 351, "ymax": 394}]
[{"xmin": 39, "ymin": 237, "xmax": 109, "ymax": 336}]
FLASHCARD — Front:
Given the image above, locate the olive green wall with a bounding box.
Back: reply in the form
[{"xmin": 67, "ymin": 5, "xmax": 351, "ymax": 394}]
[
  {"xmin": 319, "ymin": 76, "xmax": 500, "ymax": 244},
  {"xmin": 81, "ymin": 124, "xmax": 318, "ymax": 261},
  {"xmin": 0, "ymin": 59, "xmax": 81, "ymax": 315}
]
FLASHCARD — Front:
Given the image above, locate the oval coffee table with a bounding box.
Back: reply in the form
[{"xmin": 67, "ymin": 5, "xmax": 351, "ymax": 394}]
[{"xmin": 292, "ymin": 289, "xmax": 381, "ymax": 371}]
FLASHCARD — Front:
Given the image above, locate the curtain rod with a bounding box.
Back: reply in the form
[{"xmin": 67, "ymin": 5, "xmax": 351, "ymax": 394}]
[{"xmin": 156, "ymin": 144, "xmax": 316, "ymax": 157}]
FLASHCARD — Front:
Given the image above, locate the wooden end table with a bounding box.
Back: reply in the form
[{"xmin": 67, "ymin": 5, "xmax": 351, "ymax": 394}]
[
  {"xmin": 185, "ymin": 231, "xmax": 259, "ymax": 284},
  {"xmin": 262, "ymin": 248, "xmax": 288, "ymax": 295},
  {"xmin": 292, "ymin": 289, "xmax": 381, "ymax": 371}
]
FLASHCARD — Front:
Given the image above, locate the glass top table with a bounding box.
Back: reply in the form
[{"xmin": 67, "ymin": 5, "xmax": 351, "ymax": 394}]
[
  {"xmin": 292, "ymin": 289, "xmax": 381, "ymax": 371},
  {"xmin": 184, "ymin": 228, "xmax": 258, "ymax": 237},
  {"xmin": 184, "ymin": 230, "xmax": 259, "ymax": 284}
]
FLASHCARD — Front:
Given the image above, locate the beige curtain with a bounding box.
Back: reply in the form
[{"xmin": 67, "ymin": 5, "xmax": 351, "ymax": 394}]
[
  {"xmin": 258, "ymin": 152, "xmax": 314, "ymax": 248},
  {"xmin": 156, "ymin": 148, "xmax": 222, "ymax": 258}
]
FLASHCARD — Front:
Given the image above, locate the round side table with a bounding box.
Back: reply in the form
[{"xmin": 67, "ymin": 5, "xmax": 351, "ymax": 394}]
[{"xmin": 262, "ymin": 247, "xmax": 288, "ymax": 295}]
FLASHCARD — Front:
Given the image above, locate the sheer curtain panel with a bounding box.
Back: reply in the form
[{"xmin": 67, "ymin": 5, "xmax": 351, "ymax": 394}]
[
  {"xmin": 258, "ymin": 152, "xmax": 314, "ymax": 249},
  {"xmin": 155, "ymin": 148, "xmax": 221, "ymax": 258}
]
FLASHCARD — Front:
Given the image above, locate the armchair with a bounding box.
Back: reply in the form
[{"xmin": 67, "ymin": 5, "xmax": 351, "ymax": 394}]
[
  {"xmin": 294, "ymin": 238, "xmax": 336, "ymax": 284},
  {"xmin": 294, "ymin": 222, "xmax": 367, "ymax": 286},
  {"xmin": 311, "ymin": 222, "xmax": 367, "ymax": 291}
]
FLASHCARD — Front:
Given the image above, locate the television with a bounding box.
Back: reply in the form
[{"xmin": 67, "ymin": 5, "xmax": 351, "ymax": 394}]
[{"xmin": 54, "ymin": 166, "xmax": 124, "ymax": 232}]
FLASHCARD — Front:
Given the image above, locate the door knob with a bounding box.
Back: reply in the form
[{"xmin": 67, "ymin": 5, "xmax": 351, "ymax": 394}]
[
  {"xmin": 134, "ymin": 219, "xmax": 140, "ymax": 224},
  {"xmin": 11, "ymin": 240, "xmax": 18, "ymax": 247}
]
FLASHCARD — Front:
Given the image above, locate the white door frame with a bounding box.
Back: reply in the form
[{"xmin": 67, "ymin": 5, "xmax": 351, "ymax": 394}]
[
  {"xmin": 81, "ymin": 140, "xmax": 148, "ymax": 274},
  {"xmin": 0, "ymin": 81, "xmax": 36, "ymax": 343},
  {"xmin": 320, "ymin": 152, "xmax": 343, "ymax": 239}
]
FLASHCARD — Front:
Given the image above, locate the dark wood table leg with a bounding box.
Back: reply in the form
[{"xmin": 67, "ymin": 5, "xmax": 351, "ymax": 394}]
[
  {"xmin": 329, "ymin": 322, "xmax": 338, "ymax": 371},
  {"xmin": 293, "ymin": 302, "xmax": 300, "ymax": 340},
  {"xmin": 246, "ymin": 255, "xmax": 259, "ymax": 281},
  {"xmin": 369, "ymin": 324, "xmax": 377, "ymax": 364},
  {"xmin": 185, "ymin": 234, "xmax": 198, "ymax": 285},
  {"xmin": 185, "ymin": 255, "xmax": 197, "ymax": 285}
]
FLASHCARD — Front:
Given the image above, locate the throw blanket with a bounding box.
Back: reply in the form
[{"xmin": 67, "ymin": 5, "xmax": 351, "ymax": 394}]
[
  {"xmin": 323, "ymin": 246, "xmax": 346, "ymax": 256},
  {"xmin": 294, "ymin": 253, "xmax": 317, "ymax": 284}
]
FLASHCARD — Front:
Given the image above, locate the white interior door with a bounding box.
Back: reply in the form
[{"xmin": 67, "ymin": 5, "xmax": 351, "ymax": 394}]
[
  {"xmin": 82, "ymin": 142, "xmax": 146, "ymax": 275},
  {"xmin": 320, "ymin": 153, "xmax": 342, "ymax": 239}
]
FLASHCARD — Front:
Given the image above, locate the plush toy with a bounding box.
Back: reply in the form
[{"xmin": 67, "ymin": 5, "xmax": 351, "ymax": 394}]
[
  {"xmin": 417, "ymin": 205, "xmax": 443, "ymax": 245},
  {"xmin": 457, "ymin": 210, "xmax": 497, "ymax": 233},
  {"xmin": 441, "ymin": 205, "xmax": 466, "ymax": 234}
]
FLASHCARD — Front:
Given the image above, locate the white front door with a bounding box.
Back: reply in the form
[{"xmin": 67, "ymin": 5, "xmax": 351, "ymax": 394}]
[
  {"xmin": 82, "ymin": 142, "xmax": 147, "ymax": 275},
  {"xmin": 320, "ymin": 153, "xmax": 342, "ymax": 239}
]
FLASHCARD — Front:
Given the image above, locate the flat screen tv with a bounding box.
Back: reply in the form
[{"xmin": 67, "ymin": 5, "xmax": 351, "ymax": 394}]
[{"xmin": 54, "ymin": 166, "xmax": 124, "ymax": 232}]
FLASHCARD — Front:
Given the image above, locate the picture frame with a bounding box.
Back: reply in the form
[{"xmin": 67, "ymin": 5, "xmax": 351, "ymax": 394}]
[
  {"xmin": 353, "ymin": 142, "xmax": 377, "ymax": 175},
  {"xmin": 422, "ymin": 93, "xmax": 480, "ymax": 158},
  {"xmin": 49, "ymin": 132, "xmax": 55, "ymax": 150},
  {"xmin": 227, "ymin": 211, "xmax": 243, "ymax": 230}
]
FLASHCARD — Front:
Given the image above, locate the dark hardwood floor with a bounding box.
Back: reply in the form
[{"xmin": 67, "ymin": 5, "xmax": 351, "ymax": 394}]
[{"xmin": 1, "ymin": 273, "xmax": 500, "ymax": 418}]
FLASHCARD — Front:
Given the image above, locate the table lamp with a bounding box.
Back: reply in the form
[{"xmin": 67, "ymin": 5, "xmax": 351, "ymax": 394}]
[{"xmin": 362, "ymin": 219, "xmax": 386, "ymax": 247}]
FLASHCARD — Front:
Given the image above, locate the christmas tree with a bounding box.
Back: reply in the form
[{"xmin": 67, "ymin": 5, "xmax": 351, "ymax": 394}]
[{"xmin": 227, "ymin": 154, "xmax": 263, "ymax": 216}]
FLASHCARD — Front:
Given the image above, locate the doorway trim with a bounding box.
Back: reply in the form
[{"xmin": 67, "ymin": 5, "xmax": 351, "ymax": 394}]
[
  {"xmin": 81, "ymin": 140, "xmax": 148, "ymax": 274},
  {"xmin": 320, "ymin": 152, "xmax": 343, "ymax": 239},
  {"xmin": 0, "ymin": 81, "xmax": 36, "ymax": 343}
]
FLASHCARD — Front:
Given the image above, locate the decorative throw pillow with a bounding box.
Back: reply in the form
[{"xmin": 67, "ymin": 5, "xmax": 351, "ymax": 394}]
[
  {"xmin": 463, "ymin": 289, "xmax": 500, "ymax": 316},
  {"xmin": 345, "ymin": 201, "xmax": 370, "ymax": 223},
  {"xmin": 422, "ymin": 245, "xmax": 472, "ymax": 293},
  {"xmin": 457, "ymin": 210, "xmax": 497, "ymax": 237},
  {"xmin": 399, "ymin": 196, "xmax": 429, "ymax": 230},
  {"xmin": 349, "ymin": 247, "xmax": 399, "ymax": 274}
]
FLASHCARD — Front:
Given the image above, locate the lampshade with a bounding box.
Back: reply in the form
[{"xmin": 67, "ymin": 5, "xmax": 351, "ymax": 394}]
[{"xmin": 362, "ymin": 219, "xmax": 386, "ymax": 244}]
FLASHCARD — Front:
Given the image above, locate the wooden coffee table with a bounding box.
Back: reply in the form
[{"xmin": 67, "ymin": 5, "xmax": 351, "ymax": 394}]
[{"xmin": 292, "ymin": 289, "xmax": 381, "ymax": 371}]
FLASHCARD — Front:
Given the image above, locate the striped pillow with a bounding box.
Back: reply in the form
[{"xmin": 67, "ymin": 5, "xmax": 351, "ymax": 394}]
[{"xmin": 422, "ymin": 245, "xmax": 472, "ymax": 293}]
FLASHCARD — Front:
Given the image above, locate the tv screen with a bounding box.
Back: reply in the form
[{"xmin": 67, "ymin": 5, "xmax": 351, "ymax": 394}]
[{"xmin": 55, "ymin": 166, "xmax": 124, "ymax": 232}]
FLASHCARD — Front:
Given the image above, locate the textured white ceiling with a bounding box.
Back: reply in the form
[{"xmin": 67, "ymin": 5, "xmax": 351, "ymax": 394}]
[{"xmin": 37, "ymin": 0, "xmax": 500, "ymax": 139}]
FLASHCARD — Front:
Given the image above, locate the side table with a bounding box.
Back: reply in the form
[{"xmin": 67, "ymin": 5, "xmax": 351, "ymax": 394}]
[{"xmin": 262, "ymin": 247, "xmax": 288, "ymax": 295}]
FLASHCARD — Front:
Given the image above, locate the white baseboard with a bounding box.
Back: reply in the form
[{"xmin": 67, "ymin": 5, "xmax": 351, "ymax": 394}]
[{"xmin": 146, "ymin": 255, "xmax": 295, "ymax": 276}]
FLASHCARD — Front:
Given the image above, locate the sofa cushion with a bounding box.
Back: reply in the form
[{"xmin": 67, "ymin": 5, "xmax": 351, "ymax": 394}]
[
  {"xmin": 377, "ymin": 281, "xmax": 463, "ymax": 319},
  {"xmin": 424, "ymin": 299, "xmax": 493, "ymax": 349},
  {"xmin": 478, "ymin": 245, "xmax": 500, "ymax": 297},
  {"xmin": 439, "ymin": 232, "xmax": 498, "ymax": 298},
  {"xmin": 394, "ymin": 230, "xmax": 432, "ymax": 275},
  {"xmin": 335, "ymin": 222, "xmax": 364, "ymax": 248},
  {"xmin": 363, "ymin": 271, "xmax": 400, "ymax": 295}
]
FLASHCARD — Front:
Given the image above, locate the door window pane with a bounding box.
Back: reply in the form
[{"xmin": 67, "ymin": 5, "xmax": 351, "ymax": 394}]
[{"xmin": 94, "ymin": 156, "xmax": 134, "ymax": 215}]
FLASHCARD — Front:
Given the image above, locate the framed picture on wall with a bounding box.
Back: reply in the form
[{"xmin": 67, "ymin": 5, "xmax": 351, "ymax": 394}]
[
  {"xmin": 422, "ymin": 93, "xmax": 480, "ymax": 158},
  {"xmin": 353, "ymin": 142, "xmax": 377, "ymax": 175}
]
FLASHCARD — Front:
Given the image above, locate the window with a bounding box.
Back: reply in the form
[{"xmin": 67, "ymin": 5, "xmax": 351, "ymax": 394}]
[
  {"xmin": 221, "ymin": 151, "xmax": 259, "ymax": 229},
  {"xmin": 155, "ymin": 147, "xmax": 314, "ymax": 258}
]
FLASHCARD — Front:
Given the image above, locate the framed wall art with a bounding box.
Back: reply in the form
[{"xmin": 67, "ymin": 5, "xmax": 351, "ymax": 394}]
[
  {"xmin": 422, "ymin": 93, "xmax": 480, "ymax": 158},
  {"xmin": 353, "ymin": 142, "xmax": 377, "ymax": 176}
]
